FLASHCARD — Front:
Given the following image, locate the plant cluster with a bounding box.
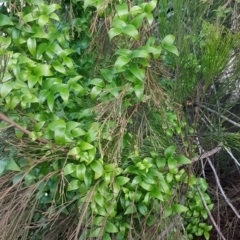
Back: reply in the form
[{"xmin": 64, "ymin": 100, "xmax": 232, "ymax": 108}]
[{"xmin": 3, "ymin": 0, "xmax": 240, "ymax": 239}]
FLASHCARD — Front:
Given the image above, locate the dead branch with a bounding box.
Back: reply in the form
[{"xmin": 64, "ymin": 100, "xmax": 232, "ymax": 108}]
[{"xmin": 0, "ymin": 113, "xmax": 49, "ymax": 144}]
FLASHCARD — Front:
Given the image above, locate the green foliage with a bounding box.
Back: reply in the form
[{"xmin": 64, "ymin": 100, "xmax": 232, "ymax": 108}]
[{"xmin": 0, "ymin": 0, "xmax": 223, "ymax": 239}]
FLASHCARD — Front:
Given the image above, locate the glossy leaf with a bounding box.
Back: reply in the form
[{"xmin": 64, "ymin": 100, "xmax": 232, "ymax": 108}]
[
  {"xmin": 90, "ymin": 160, "xmax": 104, "ymax": 176},
  {"xmin": 144, "ymin": 1, "xmax": 157, "ymax": 12},
  {"xmin": 59, "ymin": 86, "xmax": 69, "ymax": 103},
  {"xmin": 6, "ymin": 158, "xmax": 21, "ymax": 171},
  {"xmin": 134, "ymin": 84, "xmax": 144, "ymax": 100},
  {"xmin": 0, "ymin": 13, "xmax": 13, "ymax": 26},
  {"xmin": 172, "ymin": 204, "xmax": 188, "ymax": 213},
  {"xmin": 1, "ymin": 81, "xmax": 13, "ymax": 99},
  {"xmin": 116, "ymin": 3, "xmax": 128, "ymax": 20},
  {"xmin": 129, "ymin": 64, "xmax": 145, "ymax": 81},
  {"xmin": 116, "ymin": 176, "xmax": 130, "ymax": 186},
  {"xmin": 150, "ymin": 187, "xmax": 164, "ymax": 201},
  {"xmin": 54, "ymin": 127, "xmax": 66, "ymax": 145},
  {"xmin": 124, "ymin": 205, "xmax": 137, "ymax": 215},
  {"xmin": 168, "ymin": 158, "xmax": 177, "ymax": 171},
  {"xmin": 156, "ymin": 157, "xmax": 166, "ymax": 170},
  {"xmin": 41, "ymin": 4, "xmax": 61, "ymax": 15},
  {"xmin": 162, "ymin": 35, "xmax": 175, "ymax": 46},
  {"xmin": 64, "ymin": 163, "xmax": 76, "ymax": 176},
  {"xmin": 95, "ymin": 192, "xmax": 104, "ymax": 207},
  {"xmin": 176, "ymin": 155, "xmax": 192, "ymax": 165},
  {"xmin": 52, "ymin": 61, "xmax": 66, "ymax": 74},
  {"xmin": 123, "ymin": 24, "xmax": 138, "ymax": 40},
  {"xmin": 27, "ymin": 38, "xmax": 36, "ymax": 57},
  {"xmin": 106, "ymin": 221, "xmax": 119, "ymax": 233},
  {"xmin": 114, "ymin": 56, "xmax": 131, "ymax": 71},
  {"xmin": 75, "ymin": 164, "xmax": 86, "ymax": 181},
  {"xmin": 164, "ymin": 145, "xmax": 176, "ymax": 159},
  {"xmin": 68, "ymin": 147, "xmax": 81, "ymax": 156},
  {"xmin": 109, "ymin": 28, "xmax": 122, "ymax": 40},
  {"xmin": 67, "ymin": 179, "xmax": 81, "ymax": 191},
  {"xmin": 79, "ymin": 141, "xmax": 94, "ymax": 151}
]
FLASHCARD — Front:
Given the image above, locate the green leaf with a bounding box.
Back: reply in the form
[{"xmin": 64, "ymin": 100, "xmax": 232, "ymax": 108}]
[
  {"xmin": 103, "ymin": 233, "xmax": 111, "ymax": 240},
  {"xmin": 68, "ymin": 147, "xmax": 81, "ymax": 156},
  {"xmin": 199, "ymin": 178, "xmax": 209, "ymax": 192},
  {"xmin": 54, "ymin": 127, "xmax": 66, "ymax": 145},
  {"xmin": 131, "ymin": 49, "xmax": 150, "ymax": 59},
  {"xmin": 106, "ymin": 221, "xmax": 119, "ymax": 233},
  {"xmin": 52, "ymin": 61, "xmax": 66, "ymax": 74},
  {"xmin": 0, "ymin": 159, "xmax": 8, "ymax": 176},
  {"xmin": 162, "ymin": 35, "xmax": 179, "ymax": 56},
  {"xmin": 123, "ymin": 24, "xmax": 138, "ymax": 40},
  {"xmin": 156, "ymin": 157, "xmax": 166, "ymax": 170},
  {"xmin": 59, "ymin": 86, "xmax": 69, "ymax": 103},
  {"xmin": 90, "ymin": 160, "xmax": 104, "ymax": 176},
  {"xmin": 72, "ymin": 128, "xmax": 86, "ymax": 137},
  {"xmin": 48, "ymin": 119, "xmax": 66, "ymax": 131},
  {"xmin": 163, "ymin": 44, "xmax": 179, "ymax": 56},
  {"xmin": 124, "ymin": 205, "xmax": 137, "ymax": 215},
  {"xmin": 176, "ymin": 155, "xmax": 192, "ymax": 165},
  {"xmin": 172, "ymin": 204, "xmax": 188, "ymax": 213},
  {"xmin": 145, "ymin": 12, "xmax": 154, "ymax": 25},
  {"xmin": 130, "ymin": 13, "xmax": 145, "ymax": 29},
  {"xmin": 0, "ymin": 13, "xmax": 13, "ymax": 26},
  {"xmin": 134, "ymin": 84, "xmax": 144, "ymax": 100},
  {"xmin": 41, "ymin": 4, "xmax": 61, "ymax": 15},
  {"xmin": 132, "ymin": 176, "xmax": 142, "ymax": 185},
  {"xmin": 66, "ymin": 121, "xmax": 81, "ymax": 132},
  {"xmin": 91, "ymin": 227, "xmax": 101, "ymax": 238},
  {"xmin": 95, "ymin": 192, "xmax": 104, "ymax": 207},
  {"xmin": 112, "ymin": 18, "xmax": 127, "ymax": 29},
  {"xmin": 33, "ymin": 64, "xmax": 53, "ymax": 76},
  {"xmin": 168, "ymin": 158, "xmax": 177, "ymax": 171},
  {"xmin": 79, "ymin": 141, "xmax": 94, "ymax": 151},
  {"xmin": 1, "ymin": 81, "xmax": 13, "ymax": 99},
  {"xmin": 204, "ymin": 231, "xmax": 210, "ymax": 240},
  {"xmin": 116, "ymin": 3, "xmax": 128, "ymax": 20},
  {"xmin": 129, "ymin": 64, "xmax": 145, "ymax": 81},
  {"xmin": 27, "ymin": 38, "xmax": 36, "ymax": 57},
  {"xmin": 62, "ymin": 56, "xmax": 74, "ymax": 70},
  {"xmin": 139, "ymin": 181, "xmax": 153, "ymax": 191},
  {"xmin": 6, "ymin": 158, "xmax": 20, "ymax": 172},
  {"xmin": 47, "ymin": 94, "xmax": 54, "ymax": 112},
  {"xmin": 64, "ymin": 163, "xmax": 76, "ymax": 176},
  {"xmin": 150, "ymin": 187, "xmax": 164, "ymax": 201},
  {"xmin": 76, "ymin": 164, "xmax": 86, "ymax": 180},
  {"xmin": 90, "ymin": 86, "xmax": 102, "ymax": 100},
  {"xmin": 38, "ymin": 15, "xmax": 49, "ymax": 27},
  {"xmin": 114, "ymin": 56, "xmax": 131, "ymax": 71},
  {"xmin": 100, "ymin": 69, "xmax": 114, "ymax": 83},
  {"xmin": 116, "ymin": 176, "xmax": 130, "ymax": 186},
  {"xmin": 144, "ymin": 1, "xmax": 157, "ymax": 12},
  {"xmin": 108, "ymin": 28, "xmax": 122, "ymax": 41},
  {"xmin": 138, "ymin": 203, "xmax": 148, "ymax": 216},
  {"xmin": 162, "ymin": 35, "xmax": 175, "ymax": 45},
  {"xmin": 164, "ymin": 145, "xmax": 176, "ymax": 159},
  {"xmin": 89, "ymin": 78, "xmax": 105, "ymax": 87},
  {"xmin": 93, "ymin": 216, "xmax": 104, "ymax": 226},
  {"xmin": 67, "ymin": 179, "xmax": 81, "ymax": 191},
  {"xmin": 130, "ymin": 6, "xmax": 143, "ymax": 15}
]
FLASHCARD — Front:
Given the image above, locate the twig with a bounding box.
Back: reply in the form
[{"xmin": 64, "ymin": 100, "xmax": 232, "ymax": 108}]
[
  {"xmin": 0, "ymin": 113, "xmax": 49, "ymax": 144},
  {"xmin": 197, "ymin": 186, "xmax": 227, "ymax": 240},
  {"xmin": 223, "ymin": 146, "xmax": 240, "ymax": 167},
  {"xmin": 201, "ymin": 105, "xmax": 240, "ymax": 128},
  {"xmin": 191, "ymin": 146, "xmax": 222, "ymax": 163},
  {"xmin": 207, "ymin": 157, "xmax": 240, "ymax": 218}
]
